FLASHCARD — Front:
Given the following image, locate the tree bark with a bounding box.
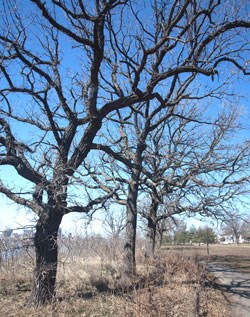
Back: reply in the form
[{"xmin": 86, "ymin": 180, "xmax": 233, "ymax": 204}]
[
  {"xmin": 30, "ymin": 210, "xmax": 62, "ymax": 307},
  {"xmin": 123, "ymin": 178, "xmax": 138, "ymax": 277},
  {"xmin": 145, "ymin": 200, "xmax": 159, "ymax": 258},
  {"xmin": 145, "ymin": 216, "xmax": 157, "ymax": 258}
]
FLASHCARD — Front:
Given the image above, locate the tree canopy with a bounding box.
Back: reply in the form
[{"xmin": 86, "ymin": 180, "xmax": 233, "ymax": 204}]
[{"xmin": 0, "ymin": 0, "xmax": 250, "ymax": 306}]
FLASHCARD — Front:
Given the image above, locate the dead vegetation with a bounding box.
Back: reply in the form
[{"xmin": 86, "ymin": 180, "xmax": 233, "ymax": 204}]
[
  {"xmin": 0, "ymin": 238, "xmax": 234, "ymax": 316},
  {"xmin": 162, "ymin": 244, "xmax": 250, "ymax": 273}
]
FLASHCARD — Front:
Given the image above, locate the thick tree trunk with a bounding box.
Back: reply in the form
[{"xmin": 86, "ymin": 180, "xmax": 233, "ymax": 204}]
[
  {"xmin": 30, "ymin": 211, "xmax": 62, "ymax": 307},
  {"xmin": 123, "ymin": 179, "xmax": 138, "ymax": 277},
  {"xmin": 145, "ymin": 201, "xmax": 158, "ymax": 258},
  {"xmin": 145, "ymin": 216, "xmax": 157, "ymax": 258}
]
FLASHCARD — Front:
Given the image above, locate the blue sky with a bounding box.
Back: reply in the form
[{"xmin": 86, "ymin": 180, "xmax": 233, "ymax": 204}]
[
  {"xmin": 1, "ymin": 1, "xmax": 250, "ymax": 235},
  {"xmin": 0, "ymin": 76, "xmax": 250, "ymax": 235}
]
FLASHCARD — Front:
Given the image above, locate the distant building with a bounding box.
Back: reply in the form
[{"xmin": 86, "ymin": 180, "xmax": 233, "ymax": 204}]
[{"xmin": 217, "ymin": 233, "xmax": 250, "ymax": 244}]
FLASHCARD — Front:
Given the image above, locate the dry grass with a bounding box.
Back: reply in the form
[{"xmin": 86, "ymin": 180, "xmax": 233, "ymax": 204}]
[
  {"xmin": 0, "ymin": 240, "xmax": 235, "ymax": 317},
  {"xmin": 162, "ymin": 244, "xmax": 250, "ymax": 273}
]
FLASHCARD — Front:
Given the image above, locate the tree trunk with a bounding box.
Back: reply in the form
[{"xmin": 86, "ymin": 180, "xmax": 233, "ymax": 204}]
[
  {"xmin": 145, "ymin": 201, "xmax": 158, "ymax": 258},
  {"xmin": 30, "ymin": 211, "xmax": 62, "ymax": 307},
  {"xmin": 158, "ymin": 226, "xmax": 165, "ymax": 248},
  {"xmin": 123, "ymin": 178, "xmax": 138, "ymax": 277},
  {"xmin": 145, "ymin": 216, "xmax": 157, "ymax": 258},
  {"xmin": 206, "ymin": 242, "xmax": 210, "ymax": 255},
  {"xmin": 235, "ymin": 233, "xmax": 240, "ymax": 246}
]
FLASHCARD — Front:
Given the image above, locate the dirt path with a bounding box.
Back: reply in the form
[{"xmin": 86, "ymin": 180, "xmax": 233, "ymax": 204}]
[{"xmin": 208, "ymin": 263, "xmax": 250, "ymax": 317}]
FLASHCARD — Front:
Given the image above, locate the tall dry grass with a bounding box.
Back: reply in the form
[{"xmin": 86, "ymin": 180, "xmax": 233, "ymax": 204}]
[{"xmin": 0, "ymin": 235, "xmax": 232, "ymax": 317}]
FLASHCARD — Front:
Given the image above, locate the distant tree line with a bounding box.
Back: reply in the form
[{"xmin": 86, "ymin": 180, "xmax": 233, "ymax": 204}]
[{"xmin": 164, "ymin": 224, "xmax": 216, "ymax": 246}]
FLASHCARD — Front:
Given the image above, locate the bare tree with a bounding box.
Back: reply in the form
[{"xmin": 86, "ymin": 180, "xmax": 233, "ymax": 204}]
[
  {"xmin": 91, "ymin": 105, "xmax": 154, "ymax": 275},
  {"xmin": 88, "ymin": 102, "xmax": 175, "ymax": 274},
  {"xmin": 141, "ymin": 104, "xmax": 250, "ymax": 257},
  {"xmin": 102, "ymin": 205, "xmax": 126, "ymax": 240},
  {"xmin": 221, "ymin": 211, "xmax": 250, "ymax": 244},
  {"xmin": 90, "ymin": 102, "xmax": 250, "ymax": 267},
  {"xmin": 0, "ymin": 0, "xmax": 250, "ymax": 305}
]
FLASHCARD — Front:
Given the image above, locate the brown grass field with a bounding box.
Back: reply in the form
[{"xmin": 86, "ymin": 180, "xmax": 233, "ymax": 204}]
[
  {"xmin": 1, "ymin": 241, "xmax": 249, "ymax": 317},
  {"xmin": 163, "ymin": 244, "xmax": 250, "ymax": 273}
]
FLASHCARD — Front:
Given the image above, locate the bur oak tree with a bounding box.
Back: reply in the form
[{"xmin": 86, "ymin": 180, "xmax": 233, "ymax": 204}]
[
  {"xmin": 0, "ymin": 0, "xmax": 250, "ymax": 306},
  {"xmin": 141, "ymin": 104, "xmax": 250, "ymax": 257}
]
